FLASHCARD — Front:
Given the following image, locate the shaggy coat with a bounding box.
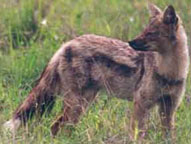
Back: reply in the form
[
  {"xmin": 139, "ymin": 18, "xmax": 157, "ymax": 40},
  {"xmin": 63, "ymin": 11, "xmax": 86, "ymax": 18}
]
[{"xmin": 4, "ymin": 4, "xmax": 189, "ymax": 141}]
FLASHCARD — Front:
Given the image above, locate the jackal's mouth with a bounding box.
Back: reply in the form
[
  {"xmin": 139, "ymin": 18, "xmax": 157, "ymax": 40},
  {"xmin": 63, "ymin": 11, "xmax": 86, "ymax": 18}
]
[{"xmin": 129, "ymin": 39, "xmax": 149, "ymax": 51}]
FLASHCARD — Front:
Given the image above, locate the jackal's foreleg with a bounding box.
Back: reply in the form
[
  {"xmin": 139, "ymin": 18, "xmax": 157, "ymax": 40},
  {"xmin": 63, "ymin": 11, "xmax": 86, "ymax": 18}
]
[
  {"xmin": 130, "ymin": 96, "xmax": 152, "ymax": 141},
  {"xmin": 159, "ymin": 94, "xmax": 181, "ymax": 140}
]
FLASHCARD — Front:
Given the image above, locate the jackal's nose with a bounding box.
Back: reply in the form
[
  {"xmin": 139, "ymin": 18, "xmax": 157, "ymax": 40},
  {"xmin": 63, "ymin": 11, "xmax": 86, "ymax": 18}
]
[{"xmin": 129, "ymin": 39, "xmax": 148, "ymax": 51}]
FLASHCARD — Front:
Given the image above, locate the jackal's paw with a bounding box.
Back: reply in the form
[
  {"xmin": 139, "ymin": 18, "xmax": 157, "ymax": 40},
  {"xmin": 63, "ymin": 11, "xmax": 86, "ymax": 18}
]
[{"xmin": 3, "ymin": 119, "xmax": 21, "ymax": 133}]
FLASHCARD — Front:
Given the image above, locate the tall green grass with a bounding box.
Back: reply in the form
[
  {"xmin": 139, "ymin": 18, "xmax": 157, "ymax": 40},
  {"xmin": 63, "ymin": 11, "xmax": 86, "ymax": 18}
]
[{"xmin": 0, "ymin": 0, "xmax": 191, "ymax": 143}]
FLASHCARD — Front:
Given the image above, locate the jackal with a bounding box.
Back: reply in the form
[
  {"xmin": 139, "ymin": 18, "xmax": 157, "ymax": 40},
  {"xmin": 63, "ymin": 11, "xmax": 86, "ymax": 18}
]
[{"xmin": 4, "ymin": 4, "xmax": 189, "ymax": 140}]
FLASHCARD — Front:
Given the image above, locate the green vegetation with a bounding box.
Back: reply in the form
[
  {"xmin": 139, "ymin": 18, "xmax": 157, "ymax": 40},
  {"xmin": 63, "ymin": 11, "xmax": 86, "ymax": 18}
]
[{"xmin": 0, "ymin": 0, "xmax": 191, "ymax": 143}]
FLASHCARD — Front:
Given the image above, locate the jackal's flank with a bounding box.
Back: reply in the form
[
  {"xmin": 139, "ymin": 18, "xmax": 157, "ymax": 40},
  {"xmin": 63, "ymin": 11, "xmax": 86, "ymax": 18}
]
[{"xmin": 4, "ymin": 4, "xmax": 189, "ymax": 140}]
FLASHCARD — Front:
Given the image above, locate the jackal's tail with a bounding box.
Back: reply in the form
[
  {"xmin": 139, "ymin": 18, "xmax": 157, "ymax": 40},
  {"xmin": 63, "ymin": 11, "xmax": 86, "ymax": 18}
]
[{"xmin": 4, "ymin": 61, "xmax": 61, "ymax": 133}]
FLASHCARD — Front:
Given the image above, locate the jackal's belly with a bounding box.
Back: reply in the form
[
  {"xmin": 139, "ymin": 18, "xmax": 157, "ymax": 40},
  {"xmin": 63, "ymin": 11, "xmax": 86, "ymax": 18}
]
[
  {"xmin": 89, "ymin": 59, "xmax": 142, "ymax": 100},
  {"xmin": 103, "ymin": 75, "xmax": 139, "ymax": 101}
]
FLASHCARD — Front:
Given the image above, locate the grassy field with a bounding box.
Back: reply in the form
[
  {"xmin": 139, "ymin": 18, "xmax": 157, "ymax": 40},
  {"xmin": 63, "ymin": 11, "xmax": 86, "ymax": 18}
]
[{"xmin": 0, "ymin": 0, "xmax": 191, "ymax": 143}]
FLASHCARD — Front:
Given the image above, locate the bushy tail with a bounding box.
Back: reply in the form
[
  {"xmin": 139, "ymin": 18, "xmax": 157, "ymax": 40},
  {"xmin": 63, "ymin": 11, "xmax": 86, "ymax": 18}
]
[{"xmin": 4, "ymin": 62, "xmax": 61, "ymax": 132}]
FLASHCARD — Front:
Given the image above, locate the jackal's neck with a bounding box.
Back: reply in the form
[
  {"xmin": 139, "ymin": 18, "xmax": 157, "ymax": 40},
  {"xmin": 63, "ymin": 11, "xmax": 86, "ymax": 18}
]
[{"xmin": 156, "ymin": 26, "xmax": 189, "ymax": 79}]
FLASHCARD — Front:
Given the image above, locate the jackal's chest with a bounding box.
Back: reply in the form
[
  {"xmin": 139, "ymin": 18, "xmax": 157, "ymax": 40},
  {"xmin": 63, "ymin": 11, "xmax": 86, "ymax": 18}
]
[{"xmin": 153, "ymin": 72, "xmax": 185, "ymax": 96}]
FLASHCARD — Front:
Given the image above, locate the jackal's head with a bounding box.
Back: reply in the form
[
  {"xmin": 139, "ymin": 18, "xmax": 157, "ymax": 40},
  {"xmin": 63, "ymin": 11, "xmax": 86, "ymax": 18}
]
[{"xmin": 129, "ymin": 4, "xmax": 184, "ymax": 53}]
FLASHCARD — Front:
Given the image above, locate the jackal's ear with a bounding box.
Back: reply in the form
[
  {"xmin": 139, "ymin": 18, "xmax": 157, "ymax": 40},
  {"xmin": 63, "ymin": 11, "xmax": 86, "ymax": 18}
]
[
  {"xmin": 148, "ymin": 3, "xmax": 162, "ymax": 17},
  {"xmin": 163, "ymin": 5, "xmax": 178, "ymax": 25}
]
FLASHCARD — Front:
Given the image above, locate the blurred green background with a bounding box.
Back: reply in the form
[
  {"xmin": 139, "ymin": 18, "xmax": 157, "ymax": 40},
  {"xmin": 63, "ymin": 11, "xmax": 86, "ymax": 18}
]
[{"xmin": 0, "ymin": 0, "xmax": 191, "ymax": 143}]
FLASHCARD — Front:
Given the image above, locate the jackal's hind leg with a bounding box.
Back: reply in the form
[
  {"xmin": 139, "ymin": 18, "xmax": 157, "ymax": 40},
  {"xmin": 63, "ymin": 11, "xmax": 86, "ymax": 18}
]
[{"xmin": 51, "ymin": 89, "xmax": 98, "ymax": 136}]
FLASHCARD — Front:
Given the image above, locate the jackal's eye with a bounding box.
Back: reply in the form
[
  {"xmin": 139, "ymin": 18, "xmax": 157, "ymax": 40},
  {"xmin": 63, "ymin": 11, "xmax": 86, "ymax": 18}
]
[{"xmin": 146, "ymin": 31, "xmax": 160, "ymax": 37}]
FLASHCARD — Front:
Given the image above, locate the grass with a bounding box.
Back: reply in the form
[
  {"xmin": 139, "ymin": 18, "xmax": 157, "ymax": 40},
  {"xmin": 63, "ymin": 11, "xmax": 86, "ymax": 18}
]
[{"xmin": 0, "ymin": 0, "xmax": 191, "ymax": 143}]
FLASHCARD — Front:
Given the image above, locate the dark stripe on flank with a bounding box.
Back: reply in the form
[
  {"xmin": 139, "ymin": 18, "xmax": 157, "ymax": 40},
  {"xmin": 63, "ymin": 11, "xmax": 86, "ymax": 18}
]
[{"xmin": 85, "ymin": 53, "xmax": 138, "ymax": 77}]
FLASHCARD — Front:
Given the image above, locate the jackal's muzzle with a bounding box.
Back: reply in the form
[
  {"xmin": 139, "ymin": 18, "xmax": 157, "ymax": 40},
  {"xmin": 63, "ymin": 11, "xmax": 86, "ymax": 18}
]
[{"xmin": 129, "ymin": 39, "xmax": 149, "ymax": 51}]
